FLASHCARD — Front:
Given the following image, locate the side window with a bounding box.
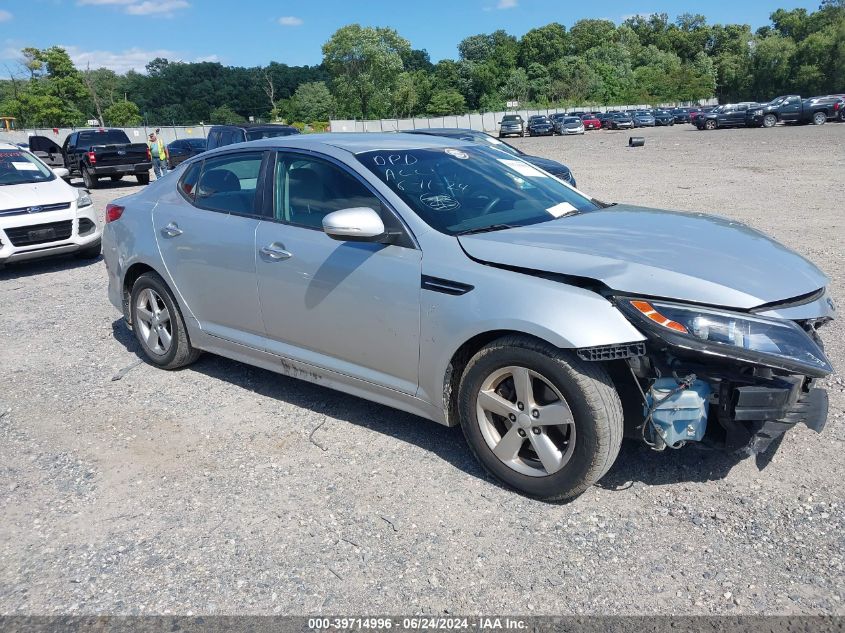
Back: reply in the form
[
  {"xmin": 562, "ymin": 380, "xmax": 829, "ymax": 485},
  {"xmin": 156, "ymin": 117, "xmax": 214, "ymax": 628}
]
[
  {"xmin": 178, "ymin": 161, "xmax": 202, "ymax": 201},
  {"xmin": 206, "ymin": 130, "xmax": 219, "ymax": 149},
  {"xmin": 274, "ymin": 154, "xmax": 384, "ymax": 230},
  {"xmin": 195, "ymin": 152, "xmax": 264, "ymax": 215}
]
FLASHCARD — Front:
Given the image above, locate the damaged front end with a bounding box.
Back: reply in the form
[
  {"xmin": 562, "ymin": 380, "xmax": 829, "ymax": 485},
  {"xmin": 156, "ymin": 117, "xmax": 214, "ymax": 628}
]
[{"xmin": 604, "ymin": 293, "xmax": 834, "ymax": 456}]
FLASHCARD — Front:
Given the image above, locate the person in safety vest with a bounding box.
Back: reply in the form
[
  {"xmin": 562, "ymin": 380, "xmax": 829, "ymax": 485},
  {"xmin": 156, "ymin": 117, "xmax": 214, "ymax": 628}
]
[{"xmin": 148, "ymin": 132, "xmax": 168, "ymax": 179}]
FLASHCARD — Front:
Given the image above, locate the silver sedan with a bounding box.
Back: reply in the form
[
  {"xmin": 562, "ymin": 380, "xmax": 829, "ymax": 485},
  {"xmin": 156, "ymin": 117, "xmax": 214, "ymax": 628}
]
[{"xmin": 103, "ymin": 133, "xmax": 834, "ymax": 501}]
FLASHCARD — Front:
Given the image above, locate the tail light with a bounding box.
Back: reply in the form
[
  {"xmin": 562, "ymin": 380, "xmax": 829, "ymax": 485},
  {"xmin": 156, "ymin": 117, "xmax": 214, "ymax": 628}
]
[
  {"xmin": 87, "ymin": 151, "xmax": 96, "ymax": 164},
  {"xmin": 146, "ymin": 146, "xmax": 152, "ymax": 160},
  {"xmin": 105, "ymin": 204, "xmax": 125, "ymax": 223}
]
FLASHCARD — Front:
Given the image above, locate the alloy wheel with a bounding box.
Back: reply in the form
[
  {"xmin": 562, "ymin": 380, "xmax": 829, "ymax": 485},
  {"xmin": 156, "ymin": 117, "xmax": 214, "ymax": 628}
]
[
  {"xmin": 475, "ymin": 365, "xmax": 576, "ymax": 478},
  {"xmin": 134, "ymin": 288, "xmax": 173, "ymax": 356}
]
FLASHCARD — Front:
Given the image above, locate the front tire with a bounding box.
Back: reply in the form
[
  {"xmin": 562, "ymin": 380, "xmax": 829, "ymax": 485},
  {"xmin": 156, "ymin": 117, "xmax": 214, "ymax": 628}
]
[
  {"xmin": 763, "ymin": 114, "xmax": 777, "ymax": 128},
  {"xmin": 457, "ymin": 335, "xmax": 623, "ymax": 502},
  {"xmin": 130, "ymin": 272, "xmax": 201, "ymax": 369}
]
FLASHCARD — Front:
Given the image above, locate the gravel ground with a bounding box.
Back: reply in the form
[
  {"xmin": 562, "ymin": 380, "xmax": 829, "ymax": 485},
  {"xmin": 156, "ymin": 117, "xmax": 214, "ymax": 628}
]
[{"xmin": 1, "ymin": 123, "xmax": 843, "ymax": 616}]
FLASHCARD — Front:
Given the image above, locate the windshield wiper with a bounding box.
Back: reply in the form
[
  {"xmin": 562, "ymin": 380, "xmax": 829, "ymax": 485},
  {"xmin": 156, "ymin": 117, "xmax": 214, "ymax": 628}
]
[{"xmin": 456, "ymin": 223, "xmax": 520, "ymax": 236}]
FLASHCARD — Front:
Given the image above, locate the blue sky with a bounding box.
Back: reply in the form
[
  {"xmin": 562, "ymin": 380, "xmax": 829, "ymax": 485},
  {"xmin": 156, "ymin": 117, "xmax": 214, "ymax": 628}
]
[{"xmin": 0, "ymin": 0, "xmax": 821, "ymax": 74}]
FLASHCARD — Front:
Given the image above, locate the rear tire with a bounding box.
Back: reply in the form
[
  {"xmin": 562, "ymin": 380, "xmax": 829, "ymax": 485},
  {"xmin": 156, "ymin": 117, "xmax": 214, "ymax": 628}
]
[
  {"xmin": 130, "ymin": 272, "xmax": 201, "ymax": 370},
  {"xmin": 704, "ymin": 119, "xmax": 717, "ymax": 130},
  {"xmin": 812, "ymin": 111, "xmax": 826, "ymax": 126},
  {"xmin": 110, "ymin": 175, "xmax": 123, "ymax": 182},
  {"xmin": 137, "ymin": 173, "xmax": 151, "ymax": 185},
  {"xmin": 457, "ymin": 335, "xmax": 623, "ymax": 502},
  {"xmin": 82, "ymin": 167, "xmax": 98, "ymax": 189}
]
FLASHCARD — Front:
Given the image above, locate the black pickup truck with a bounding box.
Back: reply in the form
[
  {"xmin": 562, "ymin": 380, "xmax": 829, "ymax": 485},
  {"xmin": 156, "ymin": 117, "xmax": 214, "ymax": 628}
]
[
  {"xmin": 695, "ymin": 102, "xmax": 760, "ymax": 130},
  {"xmin": 747, "ymin": 95, "xmax": 844, "ymax": 128},
  {"xmin": 61, "ymin": 128, "xmax": 152, "ymax": 188}
]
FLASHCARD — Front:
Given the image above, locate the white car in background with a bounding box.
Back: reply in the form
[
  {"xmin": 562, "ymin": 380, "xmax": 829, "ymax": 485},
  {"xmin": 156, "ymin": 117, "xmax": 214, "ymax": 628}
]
[{"xmin": 0, "ymin": 142, "xmax": 101, "ymax": 266}]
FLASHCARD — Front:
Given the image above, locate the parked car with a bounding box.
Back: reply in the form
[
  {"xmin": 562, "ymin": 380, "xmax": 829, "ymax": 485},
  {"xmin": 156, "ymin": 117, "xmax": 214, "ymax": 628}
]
[
  {"xmin": 606, "ymin": 113, "xmax": 634, "ymax": 130},
  {"xmin": 498, "ymin": 114, "xmax": 525, "ymax": 138},
  {"xmin": 557, "ymin": 116, "xmax": 585, "ymax": 135},
  {"xmin": 696, "ymin": 103, "xmax": 759, "ymax": 130},
  {"xmin": 671, "ymin": 108, "xmax": 692, "ymax": 123},
  {"xmin": 550, "ymin": 113, "xmax": 567, "ymax": 129},
  {"xmin": 205, "ymin": 124, "xmax": 299, "ymax": 151},
  {"xmin": 102, "ymin": 132, "xmax": 834, "ymax": 501},
  {"xmin": 653, "ymin": 110, "xmax": 675, "ymax": 126},
  {"xmin": 527, "ymin": 115, "xmax": 554, "ymax": 137},
  {"xmin": 687, "ymin": 107, "xmax": 708, "ymax": 124},
  {"xmin": 747, "ymin": 95, "xmax": 843, "ymax": 128},
  {"xmin": 167, "ymin": 138, "xmax": 207, "ymax": 169},
  {"xmin": 62, "ymin": 128, "xmax": 152, "ymax": 188},
  {"xmin": 580, "ymin": 113, "xmax": 601, "ymax": 130},
  {"xmin": 631, "ymin": 111, "xmax": 656, "ymax": 127},
  {"xmin": 596, "ymin": 112, "xmax": 613, "ymax": 128},
  {"xmin": 0, "ymin": 142, "xmax": 101, "ymax": 265},
  {"xmin": 403, "ymin": 128, "xmax": 576, "ymax": 186}
]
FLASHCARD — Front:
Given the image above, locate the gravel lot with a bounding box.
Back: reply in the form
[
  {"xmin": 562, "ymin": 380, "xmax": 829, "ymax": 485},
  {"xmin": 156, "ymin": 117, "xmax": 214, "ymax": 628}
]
[{"xmin": 1, "ymin": 123, "xmax": 843, "ymax": 616}]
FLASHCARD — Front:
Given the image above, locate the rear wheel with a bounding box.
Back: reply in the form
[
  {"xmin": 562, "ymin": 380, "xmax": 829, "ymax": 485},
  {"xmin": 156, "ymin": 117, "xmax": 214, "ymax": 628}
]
[
  {"xmin": 110, "ymin": 175, "xmax": 123, "ymax": 182},
  {"xmin": 812, "ymin": 111, "xmax": 826, "ymax": 126},
  {"xmin": 763, "ymin": 114, "xmax": 777, "ymax": 128},
  {"xmin": 458, "ymin": 335, "xmax": 623, "ymax": 501},
  {"xmin": 704, "ymin": 119, "xmax": 717, "ymax": 130},
  {"xmin": 82, "ymin": 167, "xmax": 98, "ymax": 189},
  {"xmin": 130, "ymin": 272, "xmax": 201, "ymax": 369},
  {"xmin": 137, "ymin": 173, "xmax": 150, "ymax": 185}
]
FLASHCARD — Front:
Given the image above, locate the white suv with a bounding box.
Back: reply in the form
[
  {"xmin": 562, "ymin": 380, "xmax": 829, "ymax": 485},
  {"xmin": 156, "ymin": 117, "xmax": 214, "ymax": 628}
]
[{"xmin": 0, "ymin": 142, "xmax": 101, "ymax": 265}]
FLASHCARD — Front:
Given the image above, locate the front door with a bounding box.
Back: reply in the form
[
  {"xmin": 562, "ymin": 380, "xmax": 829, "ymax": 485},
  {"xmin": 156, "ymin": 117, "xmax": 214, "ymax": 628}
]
[
  {"xmin": 153, "ymin": 150, "xmax": 269, "ymax": 343},
  {"xmin": 255, "ymin": 151, "xmax": 422, "ymax": 394},
  {"xmin": 780, "ymin": 97, "xmax": 802, "ymax": 122}
]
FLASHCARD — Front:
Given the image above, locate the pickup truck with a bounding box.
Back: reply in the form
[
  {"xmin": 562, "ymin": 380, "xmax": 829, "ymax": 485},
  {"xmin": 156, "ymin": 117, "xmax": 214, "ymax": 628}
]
[
  {"xmin": 747, "ymin": 95, "xmax": 843, "ymax": 128},
  {"xmin": 695, "ymin": 102, "xmax": 760, "ymax": 130},
  {"xmin": 61, "ymin": 128, "xmax": 152, "ymax": 188}
]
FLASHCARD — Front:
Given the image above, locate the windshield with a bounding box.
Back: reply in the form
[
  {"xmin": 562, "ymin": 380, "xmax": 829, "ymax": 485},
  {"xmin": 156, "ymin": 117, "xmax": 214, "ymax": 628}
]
[
  {"xmin": 357, "ymin": 146, "xmax": 598, "ymax": 236},
  {"xmin": 0, "ymin": 149, "xmax": 55, "ymax": 186},
  {"xmin": 564, "ymin": 117, "xmax": 580, "ymax": 124},
  {"xmin": 77, "ymin": 129, "xmax": 131, "ymax": 148}
]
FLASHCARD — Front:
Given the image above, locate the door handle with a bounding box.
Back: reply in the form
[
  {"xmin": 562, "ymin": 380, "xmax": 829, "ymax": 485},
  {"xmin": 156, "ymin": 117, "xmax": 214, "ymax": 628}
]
[
  {"xmin": 260, "ymin": 242, "xmax": 292, "ymax": 260},
  {"xmin": 161, "ymin": 222, "xmax": 183, "ymax": 237}
]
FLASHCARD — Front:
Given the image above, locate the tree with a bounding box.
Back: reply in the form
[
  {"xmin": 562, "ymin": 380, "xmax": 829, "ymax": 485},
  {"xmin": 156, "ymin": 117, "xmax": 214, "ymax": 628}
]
[
  {"xmin": 519, "ymin": 23, "xmax": 569, "ymax": 67},
  {"xmin": 290, "ymin": 81, "xmax": 335, "ymax": 121},
  {"xmin": 209, "ymin": 105, "xmax": 245, "ymax": 124},
  {"xmin": 322, "ymin": 24, "xmax": 410, "ymax": 118},
  {"xmin": 426, "ymin": 89, "xmax": 465, "ymax": 116},
  {"xmin": 104, "ymin": 100, "xmax": 142, "ymax": 126},
  {"xmin": 569, "ymin": 19, "xmax": 618, "ymax": 55},
  {"xmin": 500, "ymin": 68, "xmax": 529, "ymax": 104}
]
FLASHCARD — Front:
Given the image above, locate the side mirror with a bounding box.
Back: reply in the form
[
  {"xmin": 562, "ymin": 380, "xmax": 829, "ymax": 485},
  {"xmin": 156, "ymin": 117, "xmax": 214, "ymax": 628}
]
[
  {"xmin": 322, "ymin": 207, "xmax": 388, "ymax": 243},
  {"xmin": 52, "ymin": 167, "xmax": 69, "ymax": 179}
]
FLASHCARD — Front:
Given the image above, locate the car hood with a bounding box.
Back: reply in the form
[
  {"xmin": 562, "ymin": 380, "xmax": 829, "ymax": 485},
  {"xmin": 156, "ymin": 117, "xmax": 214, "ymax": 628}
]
[
  {"xmin": 0, "ymin": 177, "xmax": 75, "ymax": 211},
  {"xmin": 520, "ymin": 155, "xmax": 571, "ymax": 176},
  {"xmin": 458, "ymin": 204, "xmax": 828, "ymax": 309}
]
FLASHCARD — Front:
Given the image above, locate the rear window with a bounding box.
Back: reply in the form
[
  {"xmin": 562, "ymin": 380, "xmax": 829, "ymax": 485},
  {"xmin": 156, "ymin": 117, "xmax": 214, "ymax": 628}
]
[
  {"xmin": 245, "ymin": 128, "xmax": 299, "ymax": 141},
  {"xmin": 76, "ymin": 129, "xmax": 131, "ymax": 148}
]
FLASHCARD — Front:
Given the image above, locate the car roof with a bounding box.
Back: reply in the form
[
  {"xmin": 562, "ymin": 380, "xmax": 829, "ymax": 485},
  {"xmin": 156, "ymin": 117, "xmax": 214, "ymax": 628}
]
[{"xmin": 226, "ymin": 132, "xmax": 475, "ymax": 155}]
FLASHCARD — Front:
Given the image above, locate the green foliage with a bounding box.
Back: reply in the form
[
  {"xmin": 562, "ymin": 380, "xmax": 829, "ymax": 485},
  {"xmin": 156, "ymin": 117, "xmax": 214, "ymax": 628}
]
[
  {"xmin": 322, "ymin": 24, "xmax": 410, "ymax": 118},
  {"xmin": 104, "ymin": 100, "xmax": 142, "ymax": 126},
  {"xmin": 209, "ymin": 105, "xmax": 245, "ymax": 124},
  {"xmin": 427, "ymin": 90, "xmax": 466, "ymax": 116},
  {"xmin": 290, "ymin": 81, "xmax": 335, "ymax": 121}
]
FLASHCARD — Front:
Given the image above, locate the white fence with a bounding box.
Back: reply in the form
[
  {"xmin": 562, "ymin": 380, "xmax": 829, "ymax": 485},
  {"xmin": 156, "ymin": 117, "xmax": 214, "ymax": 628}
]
[{"xmin": 331, "ymin": 100, "xmax": 718, "ymax": 133}]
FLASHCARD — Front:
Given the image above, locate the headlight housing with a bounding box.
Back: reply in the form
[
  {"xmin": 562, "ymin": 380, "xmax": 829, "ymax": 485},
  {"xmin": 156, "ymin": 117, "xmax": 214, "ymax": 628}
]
[
  {"xmin": 76, "ymin": 189, "xmax": 93, "ymax": 208},
  {"xmin": 752, "ymin": 109, "xmax": 763, "ymax": 116},
  {"xmin": 618, "ymin": 298, "xmax": 832, "ymax": 377}
]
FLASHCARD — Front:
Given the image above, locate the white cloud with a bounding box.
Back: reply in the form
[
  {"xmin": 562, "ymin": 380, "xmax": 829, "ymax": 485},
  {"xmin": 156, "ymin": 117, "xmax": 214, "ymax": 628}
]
[
  {"xmin": 76, "ymin": 0, "xmax": 189, "ymax": 16},
  {"xmin": 0, "ymin": 10, "xmax": 13, "ymax": 22},
  {"xmin": 278, "ymin": 16, "xmax": 303, "ymax": 26},
  {"xmin": 126, "ymin": 0, "xmax": 189, "ymax": 15},
  {"xmin": 62, "ymin": 45, "xmax": 216, "ymax": 74},
  {"xmin": 496, "ymin": 0, "xmax": 517, "ymax": 8}
]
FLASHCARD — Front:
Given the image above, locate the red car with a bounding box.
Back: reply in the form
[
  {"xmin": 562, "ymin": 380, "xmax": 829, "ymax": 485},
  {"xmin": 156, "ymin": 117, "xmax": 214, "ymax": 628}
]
[{"xmin": 581, "ymin": 113, "xmax": 601, "ymax": 130}]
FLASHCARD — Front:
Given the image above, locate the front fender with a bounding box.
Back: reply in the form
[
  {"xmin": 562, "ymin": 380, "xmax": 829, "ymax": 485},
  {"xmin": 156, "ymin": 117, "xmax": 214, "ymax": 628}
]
[{"xmin": 416, "ymin": 263, "xmax": 645, "ymax": 408}]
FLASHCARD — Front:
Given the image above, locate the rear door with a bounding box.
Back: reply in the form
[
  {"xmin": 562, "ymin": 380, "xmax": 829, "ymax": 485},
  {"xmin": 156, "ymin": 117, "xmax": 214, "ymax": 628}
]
[
  {"xmin": 254, "ymin": 150, "xmax": 422, "ymax": 394},
  {"xmin": 153, "ymin": 150, "xmax": 270, "ymax": 343}
]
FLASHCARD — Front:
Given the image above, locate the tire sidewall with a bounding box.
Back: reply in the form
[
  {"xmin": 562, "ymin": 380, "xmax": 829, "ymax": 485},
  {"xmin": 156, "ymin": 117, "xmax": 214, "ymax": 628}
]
[
  {"xmin": 763, "ymin": 114, "xmax": 777, "ymax": 128},
  {"xmin": 459, "ymin": 345, "xmax": 611, "ymax": 500},
  {"xmin": 130, "ymin": 273, "xmax": 182, "ymax": 367}
]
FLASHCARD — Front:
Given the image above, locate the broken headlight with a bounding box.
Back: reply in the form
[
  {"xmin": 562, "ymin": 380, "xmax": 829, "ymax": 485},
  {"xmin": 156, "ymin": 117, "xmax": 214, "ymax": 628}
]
[{"xmin": 619, "ymin": 298, "xmax": 832, "ymax": 377}]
